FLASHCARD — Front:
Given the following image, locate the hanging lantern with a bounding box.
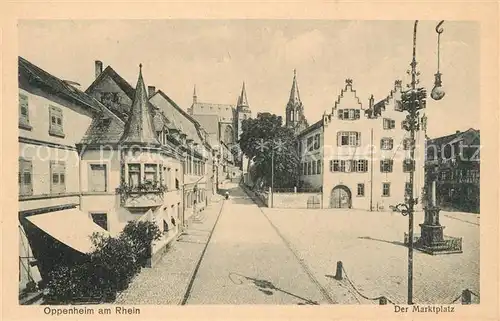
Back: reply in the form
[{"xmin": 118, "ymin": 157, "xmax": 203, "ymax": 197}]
[{"xmin": 431, "ymin": 21, "xmax": 445, "ymax": 101}]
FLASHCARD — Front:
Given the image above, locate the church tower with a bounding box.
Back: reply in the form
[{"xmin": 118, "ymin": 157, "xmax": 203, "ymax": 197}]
[
  {"xmin": 236, "ymin": 81, "xmax": 251, "ymax": 141},
  {"xmin": 285, "ymin": 69, "xmax": 308, "ymax": 135}
]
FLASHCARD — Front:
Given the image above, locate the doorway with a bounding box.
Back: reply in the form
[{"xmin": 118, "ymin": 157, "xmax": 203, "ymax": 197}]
[{"xmin": 330, "ymin": 185, "xmax": 352, "ymax": 208}]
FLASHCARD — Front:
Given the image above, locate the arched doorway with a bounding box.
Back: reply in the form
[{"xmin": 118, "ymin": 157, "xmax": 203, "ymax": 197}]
[{"xmin": 330, "ymin": 185, "xmax": 352, "ymax": 208}]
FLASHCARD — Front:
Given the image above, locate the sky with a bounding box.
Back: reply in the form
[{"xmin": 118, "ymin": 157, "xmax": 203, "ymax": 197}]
[{"xmin": 18, "ymin": 20, "xmax": 479, "ymax": 138}]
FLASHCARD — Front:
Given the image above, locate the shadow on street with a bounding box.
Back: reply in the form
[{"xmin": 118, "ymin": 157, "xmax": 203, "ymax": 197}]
[
  {"xmin": 228, "ymin": 272, "xmax": 319, "ymax": 305},
  {"xmin": 358, "ymin": 236, "xmax": 406, "ymax": 248}
]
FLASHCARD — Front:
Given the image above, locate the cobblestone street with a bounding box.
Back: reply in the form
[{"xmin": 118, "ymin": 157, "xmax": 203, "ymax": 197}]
[
  {"xmin": 115, "ymin": 183, "xmax": 479, "ymax": 305},
  {"xmin": 263, "ymin": 206, "xmax": 479, "ymax": 304}
]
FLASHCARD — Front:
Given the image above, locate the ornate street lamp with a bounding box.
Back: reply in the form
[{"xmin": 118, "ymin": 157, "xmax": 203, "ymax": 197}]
[{"xmin": 392, "ymin": 20, "xmax": 449, "ymax": 305}]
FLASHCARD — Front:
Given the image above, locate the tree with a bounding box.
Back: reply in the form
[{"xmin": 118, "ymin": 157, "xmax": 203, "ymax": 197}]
[{"xmin": 238, "ymin": 112, "xmax": 299, "ymax": 189}]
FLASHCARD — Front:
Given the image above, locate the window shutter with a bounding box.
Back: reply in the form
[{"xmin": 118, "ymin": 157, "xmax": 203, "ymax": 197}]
[
  {"xmin": 391, "ymin": 120, "xmax": 395, "ymax": 129},
  {"xmin": 355, "ymin": 109, "xmax": 360, "ymax": 119},
  {"xmin": 337, "ymin": 132, "xmax": 342, "ymax": 146},
  {"xmin": 338, "ymin": 110, "xmax": 343, "ymax": 119}
]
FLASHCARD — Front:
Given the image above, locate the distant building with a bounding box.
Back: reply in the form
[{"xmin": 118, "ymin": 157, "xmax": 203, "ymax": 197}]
[
  {"xmin": 188, "ymin": 82, "xmax": 251, "ymax": 178},
  {"xmin": 296, "ymin": 79, "xmax": 426, "ymax": 211},
  {"xmin": 425, "ymin": 128, "xmax": 480, "ymax": 213}
]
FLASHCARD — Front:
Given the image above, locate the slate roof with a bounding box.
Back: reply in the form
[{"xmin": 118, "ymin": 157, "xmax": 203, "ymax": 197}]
[
  {"xmin": 297, "ymin": 118, "xmax": 323, "ymax": 137},
  {"xmin": 191, "ymin": 102, "xmax": 236, "ymax": 120},
  {"xmin": 150, "ymin": 90, "xmax": 209, "ymax": 148},
  {"xmin": 427, "ymin": 128, "xmax": 480, "ymax": 148},
  {"xmin": 120, "ymin": 65, "xmax": 160, "ymax": 146},
  {"xmin": 193, "ymin": 114, "xmax": 220, "ymax": 134},
  {"xmin": 19, "ymin": 56, "xmax": 102, "ymax": 112},
  {"xmin": 192, "ymin": 114, "xmax": 221, "ymax": 147}
]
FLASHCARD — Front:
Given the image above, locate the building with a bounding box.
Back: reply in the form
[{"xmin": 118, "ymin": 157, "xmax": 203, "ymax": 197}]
[
  {"xmin": 18, "ymin": 58, "xmax": 216, "ymax": 301},
  {"xmin": 17, "ymin": 57, "xmax": 112, "ymax": 301},
  {"xmin": 78, "ymin": 64, "xmax": 186, "ymax": 267},
  {"xmin": 425, "ymin": 128, "xmax": 480, "ymax": 213},
  {"xmin": 85, "ymin": 61, "xmax": 214, "ymax": 226},
  {"xmin": 297, "ymin": 79, "xmax": 425, "ymax": 211},
  {"xmin": 188, "ymin": 82, "xmax": 252, "ymax": 174},
  {"xmin": 285, "ymin": 70, "xmax": 309, "ymax": 135},
  {"xmin": 149, "ymin": 90, "xmax": 214, "ymax": 214}
]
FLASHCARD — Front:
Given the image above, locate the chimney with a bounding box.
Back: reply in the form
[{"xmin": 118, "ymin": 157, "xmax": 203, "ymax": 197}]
[
  {"xmin": 148, "ymin": 86, "xmax": 156, "ymax": 98},
  {"xmin": 95, "ymin": 60, "xmax": 103, "ymax": 79},
  {"xmin": 456, "ymin": 130, "xmax": 461, "ymax": 134}
]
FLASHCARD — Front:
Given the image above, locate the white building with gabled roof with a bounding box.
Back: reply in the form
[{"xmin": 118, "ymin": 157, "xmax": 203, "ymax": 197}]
[{"xmin": 297, "ymin": 79, "xmax": 425, "ymax": 211}]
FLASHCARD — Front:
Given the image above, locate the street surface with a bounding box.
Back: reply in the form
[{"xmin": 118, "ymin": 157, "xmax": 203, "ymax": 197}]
[{"xmin": 116, "ymin": 183, "xmax": 479, "ymax": 305}]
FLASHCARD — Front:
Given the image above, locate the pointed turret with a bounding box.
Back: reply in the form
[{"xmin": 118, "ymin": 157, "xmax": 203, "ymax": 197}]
[
  {"xmin": 120, "ymin": 64, "xmax": 160, "ymax": 146},
  {"xmin": 193, "ymin": 85, "xmax": 198, "ymax": 104},
  {"xmin": 237, "ymin": 82, "xmax": 249, "ymax": 109},
  {"xmin": 285, "ymin": 69, "xmax": 307, "ymax": 135},
  {"xmin": 288, "ymin": 69, "xmax": 301, "ymax": 106}
]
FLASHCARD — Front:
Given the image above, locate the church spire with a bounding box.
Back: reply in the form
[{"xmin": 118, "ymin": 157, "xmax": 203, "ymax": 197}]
[
  {"xmin": 193, "ymin": 85, "xmax": 197, "ymax": 104},
  {"xmin": 120, "ymin": 64, "xmax": 160, "ymax": 146},
  {"xmin": 237, "ymin": 81, "xmax": 249, "ymax": 109},
  {"xmin": 289, "ymin": 68, "xmax": 301, "ymax": 106}
]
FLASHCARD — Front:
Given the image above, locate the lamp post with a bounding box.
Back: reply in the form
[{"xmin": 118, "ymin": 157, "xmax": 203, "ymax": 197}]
[{"xmin": 393, "ymin": 20, "xmax": 445, "ymax": 305}]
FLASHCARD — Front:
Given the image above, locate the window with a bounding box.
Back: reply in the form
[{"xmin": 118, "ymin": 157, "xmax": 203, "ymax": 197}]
[
  {"xmin": 330, "ymin": 160, "xmax": 339, "ymax": 172},
  {"xmin": 19, "ymin": 158, "xmax": 33, "ymax": 196},
  {"xmin": 49, "ymin": 106, "xmax": 64, "ymax": 137},
  {"xmin": 91, "ymin": 213, "xmax": 108, "ymax": 231},
  {"xmin": 382, "ymin": 183, "xmax": 391, "ymax": 197},
  {"xmin": 337, "ymin": 132, "xmax": 360, "ymax": 146},
  {"xmin": 403, "ymin": 159, "xmax": 415, "ymax": 173},
  {"xmin": 175, "ymin": 169, "xmax": 180, "ymax": 189},
  {"xmin": 357, "ymin": 183, "xmax": 365, "ymax": 197},
  {"xmin": 405, "ymin": 182, "xmax": 412, "ymax": 197},
  {"xmin": 383, "ymin": 118, "xmax": 396, "ymax": 130},
  {"xmin": 356, "ymin": 160, "xmax": 368, "ymax": 172},
  {"xmin": 307, "ymin": 162, "xmax": 312, "ymax": 175},
  {"xmin": 317, "ymin": 160, "xmax": 321, "ymax": 174},
  {"xmin": 89, "ymin": 164, "xmax": 107, "ymax": 192},
  {"xmin": 19, "ymin": 94, "xmax": 31, "ymax": 129},
  {"xmin": 380, "ymin": 159, "xmax": 393, "ymax": 173},
  {"xmin": 307, "ymin": 137, "xmax": 314, "ymax": 151},
  {"xmin": 163, "ymin": 220, "xmax": 169, "ymax": 233},
  {"xmin": 312, "ymin": 161, "xmax": 317, "ymax": 175},
  {"xmin": 338, "ymin": 109, "xmax": 361, "ymax": 120},
  {"xmin": 380, "ymin": 138, "xmax": 394, "ymax": 150},
  {"xmin": 128, "ymin": 164, "xmax": 141, "ymax": 187},
  {"xmin": 50, "ymin": 161, "xmax": 66, "ymax": 194},
  {"xmin": 403, "ymin": 138, "xmax": 413, "ymax": 150},
  {"xmin": 313, "ymin": 134, "xmax": 320, "ymax": 149}
]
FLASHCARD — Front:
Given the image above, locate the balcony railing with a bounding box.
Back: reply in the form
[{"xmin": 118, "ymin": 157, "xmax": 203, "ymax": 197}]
[{"xmin": 116, "ymin": 181, "xmax": 168, "ymax": 208}]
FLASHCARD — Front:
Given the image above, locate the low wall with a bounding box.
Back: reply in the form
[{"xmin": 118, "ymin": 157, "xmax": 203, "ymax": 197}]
[{"xmin": 271, "ymin": 192, "xmax": 322, "ymax": 209}]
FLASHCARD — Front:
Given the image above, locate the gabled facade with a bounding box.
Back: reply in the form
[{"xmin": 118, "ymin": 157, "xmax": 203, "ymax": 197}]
[
  {"xmin": 79, "ymin": 64, "xmax": 184, "ymax": 266},
  {"xmin": 297, "ymin": 79, "xmax": 425, "ymax": 211},
  {"xmin": 85, "ymin": 61, "xmax": 215, "ymax": 225}
]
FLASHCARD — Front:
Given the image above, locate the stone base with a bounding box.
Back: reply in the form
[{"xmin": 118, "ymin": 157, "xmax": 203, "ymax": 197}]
[
  {"xmin": 404, "ymin": 232, "xmax": 463, "ymax": 255},
  {"xmin": 419, "ymin": 224, "xmax": 445, "ymax": 246}
]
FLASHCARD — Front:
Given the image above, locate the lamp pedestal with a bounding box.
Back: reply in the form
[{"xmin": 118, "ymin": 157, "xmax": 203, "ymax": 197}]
[{"xmin": 415, "ymin": 205, "xmax": 463, "ymax": 255}]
